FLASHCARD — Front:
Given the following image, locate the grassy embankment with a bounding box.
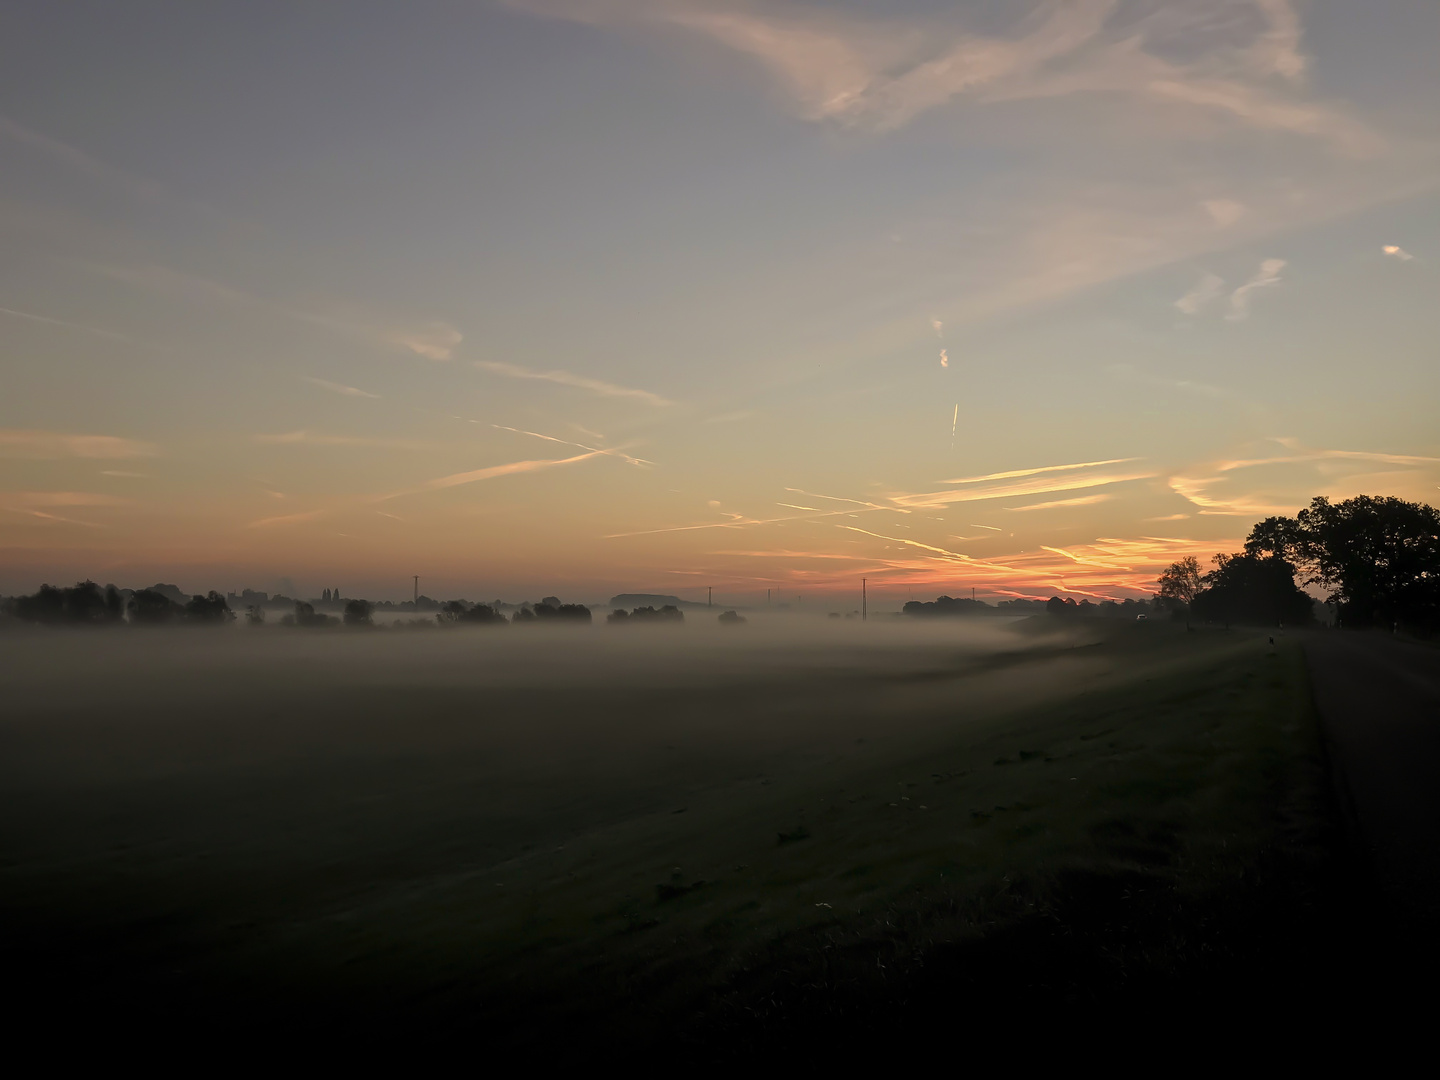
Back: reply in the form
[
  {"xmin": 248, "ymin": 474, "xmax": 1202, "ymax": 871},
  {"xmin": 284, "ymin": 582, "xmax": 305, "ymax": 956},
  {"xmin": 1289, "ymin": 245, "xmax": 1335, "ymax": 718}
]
[{"xmin": 0, "ymin": 621, "xmax": 1339, "ymax": 1050}]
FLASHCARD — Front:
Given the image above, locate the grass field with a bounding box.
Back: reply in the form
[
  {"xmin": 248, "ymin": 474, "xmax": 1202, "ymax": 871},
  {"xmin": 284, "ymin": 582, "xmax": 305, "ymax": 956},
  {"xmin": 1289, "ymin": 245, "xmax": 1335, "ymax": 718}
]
[{"xmin": 0, "ymin": 617, "xmax": 1343, "ymax": 1053}]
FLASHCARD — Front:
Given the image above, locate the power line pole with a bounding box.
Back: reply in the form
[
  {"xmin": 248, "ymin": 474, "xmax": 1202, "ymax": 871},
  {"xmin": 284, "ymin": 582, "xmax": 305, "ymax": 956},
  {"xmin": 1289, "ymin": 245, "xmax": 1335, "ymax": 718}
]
[
  {"xmin": 708, "ymin": 586, "xmax": 712, "ymax": 608},
  {"xmin": 862, "ymin": 577, "xmax": 867, "ymax": 621},
  {"xmin": 413, "ymin": 575, "xmax": 419, "ymax": 604}
]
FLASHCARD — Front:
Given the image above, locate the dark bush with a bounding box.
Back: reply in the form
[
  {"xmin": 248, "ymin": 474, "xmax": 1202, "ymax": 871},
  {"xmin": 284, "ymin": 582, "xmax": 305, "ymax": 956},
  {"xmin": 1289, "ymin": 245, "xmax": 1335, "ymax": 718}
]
[
  {"xmin": 8, "ymin": 581, "xmax": 125, "ymax": 625},
  {"xmin": 439, "ymin": 600, "xmax": 507, "ymax": 625},
  {"xmin": 286, "ymin": 601, "xmax": 338, "ymax": 628},
  {"xmin": 534, "ymin": 602, "xmax": 592, "ymax": 622},
  {"xmin": 129, "ymin": 588, "xmax": 184, "ymax": 624},
  {"xmin": 610, "ymin": 605, "xmax": 683, "ymax": 624},
  {"xmin": 185, "ymin": 591, "xmax": 235, "ymax": 624},
  {"xmin": 1191, "ymin": 553, "xmax": 1314, "ymax": 627}
]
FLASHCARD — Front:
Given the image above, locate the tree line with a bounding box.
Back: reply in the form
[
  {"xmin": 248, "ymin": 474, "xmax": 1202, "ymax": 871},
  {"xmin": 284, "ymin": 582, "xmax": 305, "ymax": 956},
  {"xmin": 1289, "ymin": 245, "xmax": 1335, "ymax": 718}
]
[
  {"xmin": 1156, "ymin": 495, "xmax": 1439, "ymax": 629},
  {"xmin": 2, "ymin": 582, "xmax": 235, "ymax": 626}
]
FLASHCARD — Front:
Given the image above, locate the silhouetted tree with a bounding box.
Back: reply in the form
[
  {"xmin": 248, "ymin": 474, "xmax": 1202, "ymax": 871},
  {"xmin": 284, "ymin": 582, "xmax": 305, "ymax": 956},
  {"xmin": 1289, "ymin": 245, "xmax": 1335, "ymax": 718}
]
[
  {"xmin": 343, "ymin": 598, "xmax": 374, "ymax": 627},
  {"xmin": 1158, "ymin": 556, "xmax": 1203, "ymax": 605},
  {"xmin": 1191, "ymin": 553, "xmax": 1314, "ymax": 627},
  {"xmin": 7, "ymin": 581, "xmax": 125, "ymax": 625},
  {"xmin": 718, "ymin": 610, "xmax": 746, "ymax": 625},
  {"xmin": 129, "ymin": 588, "xmax": 184, "ymax": 624},
  {"xmin": 245, "ymin": 604, "xmax": 266, "ymax": 625},
  {"xmin": 1046, "ymin": 596, "xmax": 1077, "ymax": 616},
  {"xmin": 610, "ymin": 605, "xmax": 683, "ymax": 624},
  {"xmin": 534, "ymin": 601, "xmax": 592, "ymax": 622},
  {"xmin": 185, "ymin": 591, "xmax": 234, "ymax": 624},
  {"xmin": 458, "ymin": 602, "xmax": 505, "ymax": 625},
  {"xmin": 286, "ymin": 600, "xmax": 337, "ymax": 628},
  {"xmin": 437, "ymin": 599, "xmax": 507, "ymax": 625},
  {"xmin": 1247, "ymin": 495, "xmax": 1440, "ymax": 628}
]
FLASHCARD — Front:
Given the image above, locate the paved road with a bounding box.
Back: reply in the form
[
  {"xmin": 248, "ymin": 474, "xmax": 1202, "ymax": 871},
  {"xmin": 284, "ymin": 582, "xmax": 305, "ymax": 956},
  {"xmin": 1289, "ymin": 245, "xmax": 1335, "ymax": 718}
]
[{"xmin": 1305, "ymin": 632, "xmax": 1440, "ymax": 927}]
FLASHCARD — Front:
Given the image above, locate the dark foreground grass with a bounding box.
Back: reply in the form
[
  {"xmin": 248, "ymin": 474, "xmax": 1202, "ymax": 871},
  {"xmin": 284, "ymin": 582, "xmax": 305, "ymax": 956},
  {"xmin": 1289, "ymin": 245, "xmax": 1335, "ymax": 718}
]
[{"xmin": 0, "ymin": 622, "xmax": 1363, "ymax": 1057}]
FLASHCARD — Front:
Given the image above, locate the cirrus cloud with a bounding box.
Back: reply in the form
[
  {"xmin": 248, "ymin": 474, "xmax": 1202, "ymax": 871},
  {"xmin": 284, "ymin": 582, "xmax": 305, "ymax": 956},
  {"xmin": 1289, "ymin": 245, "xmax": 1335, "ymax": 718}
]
[
  {"xmin": 475, "ymin": 360, "xmax": 675, "ymax": 407},
  {"xmin": 0, "ymin": 429, "xmax": 159, "ymax": 459}
]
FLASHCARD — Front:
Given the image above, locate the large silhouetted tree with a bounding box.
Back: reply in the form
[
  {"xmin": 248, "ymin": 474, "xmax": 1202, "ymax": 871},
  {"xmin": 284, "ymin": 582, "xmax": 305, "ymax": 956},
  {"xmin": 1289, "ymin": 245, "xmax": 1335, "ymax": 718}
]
[
  {"xmin": 1191, "ymin": 553, "xmax": 1314, "ymax": 627},
  {"xmin": 129, "ymin": 588, "xmax": 184, "ymax": 624},
  {"xmin": 1157, "ymin": 556, "xmax": 1203, "ymax": 606},
  {"xmin": 7, "ymin": 581, "xmax": 124, "ymax": 625},
  {"xmin": 1246, "ymin": 495, "xmax": 1440, "ymax": 627},
  {"xmin": 185, "ymin": 591, "xmax": 235, "ymax": 624},
  {"xmin": 343, "ymin": 599, "xmax": 374, "ymax": 627}
]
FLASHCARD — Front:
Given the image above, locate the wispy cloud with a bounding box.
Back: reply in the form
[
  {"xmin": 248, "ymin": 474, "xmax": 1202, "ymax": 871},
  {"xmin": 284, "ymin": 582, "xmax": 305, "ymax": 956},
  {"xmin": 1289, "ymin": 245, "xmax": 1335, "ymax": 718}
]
[
  {"xmin": 1106, "ymin": 363, "xmax": 1229, "ymax": 400},
  {"xmin": 0, "ymin": 430, "xmax": 159, "ymax": 459},
  {"xmin": 79, "ymin": 260, "xmax": 253, "ymax": 307},
  {"xmin": 1005, "ymin": 494, "xmax": 1115, "ymax": 511},
  {"xmin": 254, "ymin": 431, "xmax": 428, "ymax": 449},
  {"xmin": 475, "ymin": 360, "xmax": 675, "ymax": 407},
  {"xmin": 302, "ymin": 376, "xmax": 381, "ymax": 399},
  {"xmin": 889, "ymin": 466, "xmax": 1154, "ymax": 511},
  {"xmin": 508, "ymin": 1, "xmax": 1372, "ymax": 151},
  {"xmin": 0, "ymin": 305, "xmax": 142, "ymax": 345},
  {"xmin": 386, "ymin": 323, "xmax": 463, "ymax": 361},
  {"xmin": 248, "ymin": 508, "xmax": 327, "ymax": 529},
  {"xmin": 1226, "ymin": 258, "xmax": 1286, "ymax": 320},
  {"xmin": 1382, "ymin": 244, "xmax": 1415, "ymax": 261},
  {"xmin": 1174, "ymin": 272, "xmax": 1225, "ymax": 315},
  {"xmin": 100, "ymin": 470, "xmax": 148, "ymax": 478},
  {"xmin": 0, "ymin": 114, "xmax": 167, "ymax": 203},
  {"xmin": 940, "ymin": 458, "xmax": 1140, "ymax": 487},
  {"xmin": 1203, "ymin": 199, "xmax": 1247, "ymax": 227},
  {"xmin": 492, "ymin": 423, "xmax": 652, "ymax": 467},
  {"xmin": 1168, "ymin": 444, "xmax": 1440, "ymax": 515},
  {"xmin": 836, "ymin": 525, "xmax": 976, "ymax": 564},
  {"xmin": 412, "ymin": 451, "xmax": 607, "ymax": 494},
  {"xmin": 0, "ymin": 491, "xmax": 128, "ymax": 507},
  {"xmin": 704, "ymin": 409, "xmax": 755, "ymax": 424},
  {"xmin": 75, "ymin": 260, "xmax": 463, "ymax": 362},
  {"xmin": 4, "ymin": 508, "xmax": 104, "ymax": 528}
]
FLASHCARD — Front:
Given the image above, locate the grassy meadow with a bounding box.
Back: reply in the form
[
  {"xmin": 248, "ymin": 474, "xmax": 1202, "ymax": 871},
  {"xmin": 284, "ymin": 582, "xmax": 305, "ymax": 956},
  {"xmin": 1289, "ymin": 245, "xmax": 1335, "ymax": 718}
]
[{"xmin": 0, "ymin": 617, "xmax": 1343, "ymax": 1052}]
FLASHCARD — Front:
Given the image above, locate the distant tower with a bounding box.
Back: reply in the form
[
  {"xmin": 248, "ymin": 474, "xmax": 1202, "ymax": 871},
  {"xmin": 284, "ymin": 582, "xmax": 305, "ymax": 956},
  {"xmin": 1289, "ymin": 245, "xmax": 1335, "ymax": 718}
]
[
  {"xmin": 767, "ymin": 588, "xmax": 771, "ymax": 606},
  {"xmin": 708, "ymin": 586, "xmax": 712, "ymax": 608},
  {"xmin": 863, "ymin": 578, "xmax": 867, "ymax": 621},
  {"xmin": 413, "ymin": 575, "xmax": 419, "ymax": 604}
]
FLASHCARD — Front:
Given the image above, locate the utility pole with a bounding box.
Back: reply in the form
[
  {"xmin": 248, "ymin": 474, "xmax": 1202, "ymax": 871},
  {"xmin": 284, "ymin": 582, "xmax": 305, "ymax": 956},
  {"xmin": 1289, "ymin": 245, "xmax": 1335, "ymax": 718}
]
[
  {"xmin": 862, "ymin": 578, "xmax": 867, "ymax": 621},
  {"xmin": 767, "ymin": 588, "xmax": 771, "ymax": 606},
  {"xmin": 413, "ymin": 575, "xmax": 419, "ymax": 604},
  {"xmin": 708, "ymin": 586, "xmax": 712, "ymax": 608}
]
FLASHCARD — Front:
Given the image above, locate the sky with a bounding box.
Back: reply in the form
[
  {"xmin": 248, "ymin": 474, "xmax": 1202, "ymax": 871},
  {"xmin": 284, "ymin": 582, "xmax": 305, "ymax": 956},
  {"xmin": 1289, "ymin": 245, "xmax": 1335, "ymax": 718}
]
[{"xmin": 1, "ymin": 0, "xmax": 1438, "ymax": 605}]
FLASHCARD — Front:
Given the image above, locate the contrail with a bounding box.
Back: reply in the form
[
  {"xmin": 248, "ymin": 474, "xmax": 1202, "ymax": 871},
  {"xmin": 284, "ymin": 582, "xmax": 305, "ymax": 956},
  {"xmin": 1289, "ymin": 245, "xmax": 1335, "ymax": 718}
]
[{"xmin": 950, "ymin": 404, "xmax": 958, "ymax": 449}]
